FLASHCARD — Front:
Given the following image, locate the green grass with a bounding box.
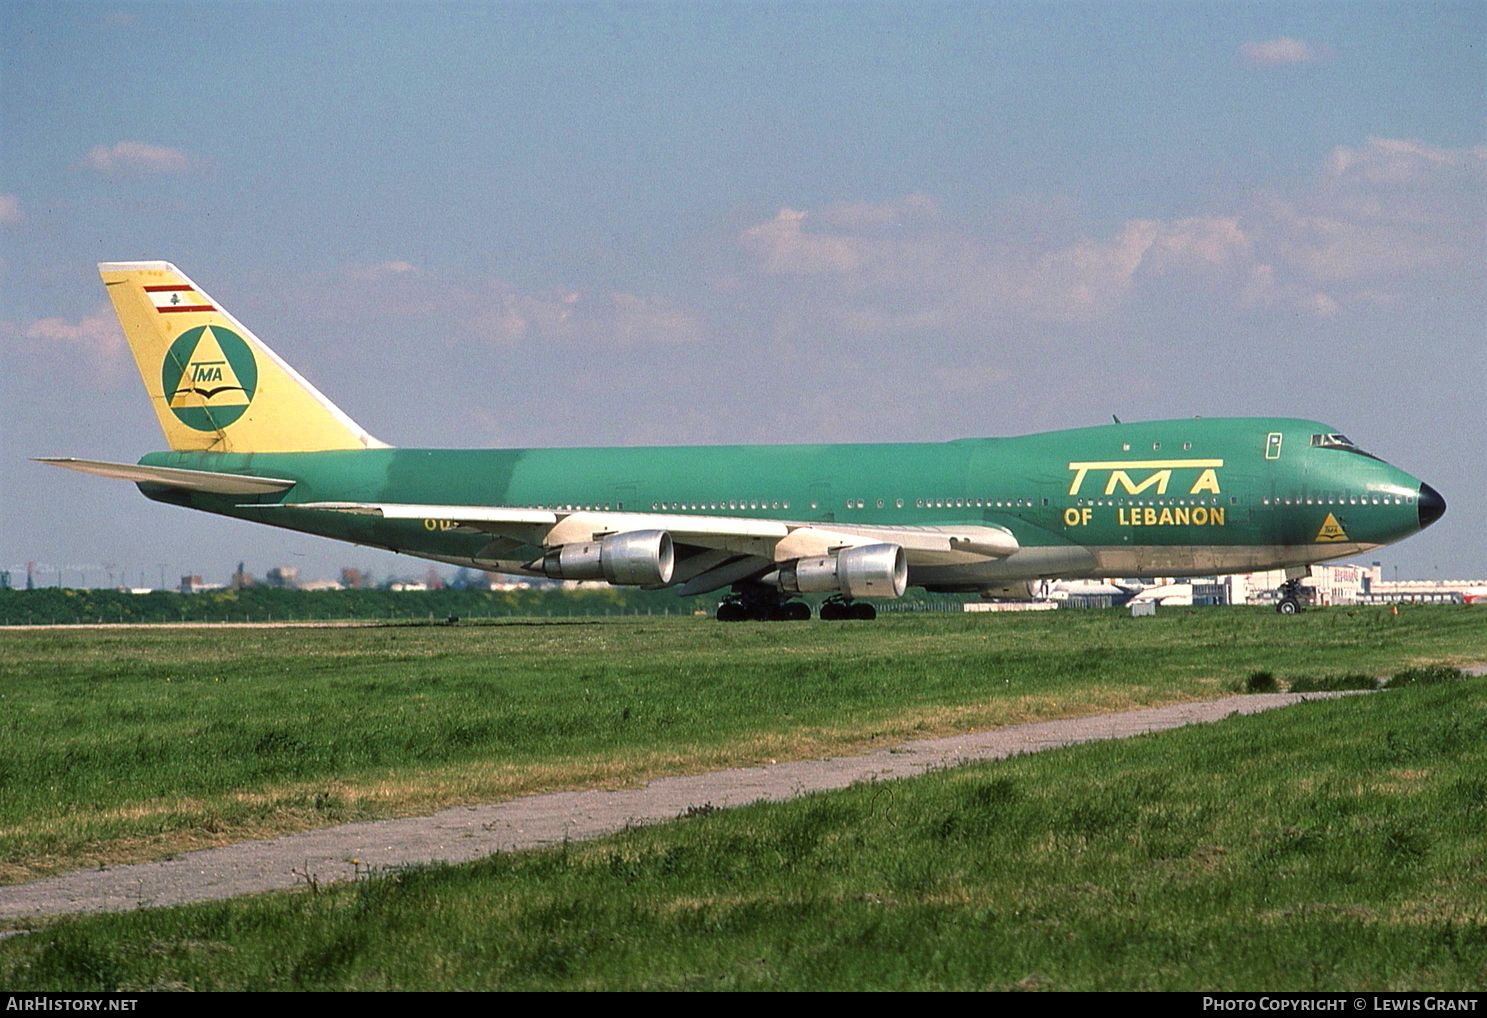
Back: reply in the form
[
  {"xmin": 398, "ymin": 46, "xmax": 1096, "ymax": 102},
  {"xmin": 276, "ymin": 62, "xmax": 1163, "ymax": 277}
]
[
  {"xmin": 1, "ymin": 607, "xmax": 1482, "ymax": 882},
  {"xmin": 2, "ymin": 677, "xmax": 1483, "ymax": 990}
]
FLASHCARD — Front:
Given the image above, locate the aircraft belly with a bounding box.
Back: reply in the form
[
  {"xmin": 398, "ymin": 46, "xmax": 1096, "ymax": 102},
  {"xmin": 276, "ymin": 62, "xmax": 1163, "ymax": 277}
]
[
  {"xmin": 908, "ymin": 545, "xmax": 1098, "ymax": 586},
  {"xmin": 910, "ymin": 539, "xmax": 1381, "ymax": 586},
  {"xmin": 1087, "ymin": 542, "xmax": 1380, "ymax": 577}
]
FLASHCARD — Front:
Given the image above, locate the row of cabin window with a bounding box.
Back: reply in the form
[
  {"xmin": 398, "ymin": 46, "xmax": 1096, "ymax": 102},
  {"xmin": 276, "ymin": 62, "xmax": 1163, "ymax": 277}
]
[
  {"xmin": 1264, "ymin": 495, "xmax": 1412, "ymax": 506},
  {"xmin": 1076, "ymin": 496, "xmax": 1233, "ymax": 507},
  {"xmin": 913, "ymin": 497, "xmax": 1045, "ymax": 509},
  {"xmin": 652, "ymin": 500, "xmax": 789, "ymax": 511},
  {"xmin": 640, "ymin": 497, "xmax": 1049, "ymax": 513},
  {"xmin": 522, "ymin": 492, "xmax": 1405, "ymax": 514}
]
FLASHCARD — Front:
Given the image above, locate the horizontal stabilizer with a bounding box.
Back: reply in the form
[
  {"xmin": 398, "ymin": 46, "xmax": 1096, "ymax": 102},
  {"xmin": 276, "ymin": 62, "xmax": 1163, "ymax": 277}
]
[{"xmin": 35, "ymin": 457, "xmax": 296, "ymax": 495}]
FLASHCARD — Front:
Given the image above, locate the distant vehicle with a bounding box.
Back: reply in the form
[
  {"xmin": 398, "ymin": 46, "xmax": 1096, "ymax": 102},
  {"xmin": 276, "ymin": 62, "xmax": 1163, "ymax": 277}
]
[{"xmin": 39, "ymin": 262, "xmax": 1445, "ymax": 620}]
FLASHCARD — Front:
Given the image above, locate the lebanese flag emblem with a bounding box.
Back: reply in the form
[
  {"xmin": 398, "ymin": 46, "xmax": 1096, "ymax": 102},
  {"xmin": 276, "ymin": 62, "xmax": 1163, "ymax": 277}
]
[{"xmin": 144, "ymin": 284, "xmax": 215, "ymax": 314}]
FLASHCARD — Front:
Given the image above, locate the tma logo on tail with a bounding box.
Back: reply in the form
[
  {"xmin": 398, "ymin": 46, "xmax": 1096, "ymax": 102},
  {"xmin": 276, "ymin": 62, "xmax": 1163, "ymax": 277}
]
[{"xmin": 162, "ymin": 325, "xmax": 257, "ymax": 431}]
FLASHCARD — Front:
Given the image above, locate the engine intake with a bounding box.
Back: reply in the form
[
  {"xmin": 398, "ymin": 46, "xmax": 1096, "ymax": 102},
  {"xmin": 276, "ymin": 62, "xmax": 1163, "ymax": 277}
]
[
  {"xmin": 541, "ymin": 530, "xmax": 674, "ymax": 586},
  {"xmin": 778, "ymin": 543, "xmax": 907, "ymax": 599}
]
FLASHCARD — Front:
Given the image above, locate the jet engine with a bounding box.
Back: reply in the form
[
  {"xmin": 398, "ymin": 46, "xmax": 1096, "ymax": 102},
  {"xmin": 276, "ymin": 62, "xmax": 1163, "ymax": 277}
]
[
  {"xmin": 540, "ymin": 530, "xmax": 674, "ymax": 585},
  {"xmin": 776, "ymin": 543, "xmax": 907, "ymax": 599}
]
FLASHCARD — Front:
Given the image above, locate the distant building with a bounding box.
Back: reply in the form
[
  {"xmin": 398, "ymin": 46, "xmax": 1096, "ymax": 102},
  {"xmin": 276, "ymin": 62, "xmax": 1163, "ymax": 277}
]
[
  {"xmin": 340, "ymin": 567, "xmax": 366, "ymax": 589},
  {"xmin": 231, "ymin": 562, "xmax": 255, "ymax": 590},
  {"xmin": 1359, "ymin": 562, "xmax": 1486, "ymax": 604},
  {"xmin": 265, "ymin": 566, "xmax": 300, "ymax": 589},
  {"xmin": 1225, "ymin": 564, "xmax": 1485, "ymax": 606}
]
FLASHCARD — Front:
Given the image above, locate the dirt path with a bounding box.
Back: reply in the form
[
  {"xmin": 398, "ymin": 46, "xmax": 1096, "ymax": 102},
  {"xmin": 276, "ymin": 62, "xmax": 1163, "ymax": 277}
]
[{"xmin": 0, "ymin": 691, "xmax": 1370, "ymax": 922}]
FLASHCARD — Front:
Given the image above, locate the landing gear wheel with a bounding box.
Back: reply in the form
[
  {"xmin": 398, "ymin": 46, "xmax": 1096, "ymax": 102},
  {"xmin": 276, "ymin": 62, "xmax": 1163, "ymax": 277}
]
[
  {"xmin": 820, "ymin": 597, "xmax": 875, "ymax": 621},
  {"xmin": 1275, "ymin": 577, "xmax": 1306, "ymax": 615},
  {"xmin": 781, "ymin": 601, "xmax": 811, "ymax": 621},
  {"xmin": 716, "ymin": 600, "xmax": 747, "ymax": 622},
  {"xmin": 718, "ymin": 584, "xmax": 810, "ymax": 622}
]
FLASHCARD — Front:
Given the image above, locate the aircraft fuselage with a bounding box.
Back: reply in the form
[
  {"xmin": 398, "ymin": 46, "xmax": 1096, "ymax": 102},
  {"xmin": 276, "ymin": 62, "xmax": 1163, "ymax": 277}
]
[{"xmin": 133, "ymin": 415, "xmax": 1441, "ymax": 592}]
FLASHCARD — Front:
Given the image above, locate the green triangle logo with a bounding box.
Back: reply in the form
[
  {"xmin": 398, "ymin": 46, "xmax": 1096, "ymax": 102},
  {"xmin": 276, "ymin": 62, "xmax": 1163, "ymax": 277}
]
[{"xmin": 162, "ymin": 325, "xmax": 257, "ymax": 431}]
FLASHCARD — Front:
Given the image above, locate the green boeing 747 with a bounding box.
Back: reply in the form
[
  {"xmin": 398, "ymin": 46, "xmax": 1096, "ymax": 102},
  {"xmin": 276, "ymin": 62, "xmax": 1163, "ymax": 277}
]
[{"xmin": 38, "ymin": 262, "xmax": 1445, "ymax": 620}]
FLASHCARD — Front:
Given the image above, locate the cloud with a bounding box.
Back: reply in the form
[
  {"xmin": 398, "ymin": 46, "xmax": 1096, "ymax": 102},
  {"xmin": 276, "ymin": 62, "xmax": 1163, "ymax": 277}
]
[
  {"xmin": 459, "ymin": 284, "xmax": 703, "ymax": 349},
  {"xmin": 740, "ymin": 208, "xmax": 865, "ymax": 274},
  {"xmin": 4, "ymin": 306, "xmax": 129, "ymax": 383},
  {"xmin": 608, "ymin": 292, "xmax": 705, "ymax": 348},
  {"xmin": 814, "ymin": 192, "xmax": 941, "ymax": 230},
  {"xmin": 0, "ymin": 194, "xmax": 19, "ymax": 224},
  {"xmin": 737, "ymin": 140, "xmax": 1483, "ymax": 333},
  {"xmin": 81, "ymin": 141, "xmax": 199, "ymax": 174},
  {"xmin": 1259, "ymin": 137, "xmax": 1487, "ymax": 286},
  {"xmin": 22, "ymin": 307, "xmax": 126, "ymax": 355},
  {"xmin": 1326, "ymin": 136, "xmax": 1485, "ymax": 187},
  {"xmin": 1239, "ymin": 37, "xmax": 1328, "ymax": 67},
  {"xmin": 316, "ymin": 262, "xmax": 705, "ymax": 350},
  {"xmin": 341, "ymin": 260, "xmax": 420, "ymax": 280}
]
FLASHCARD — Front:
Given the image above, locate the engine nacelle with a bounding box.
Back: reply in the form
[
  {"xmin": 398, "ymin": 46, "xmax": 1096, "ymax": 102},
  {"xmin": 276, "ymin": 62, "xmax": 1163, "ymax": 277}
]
[
  {"xmin": 778, "ymin": 543, "xmax": 907, "ymax": 599},
  {"xmin": 541, "ymin": 530, "xmax": 674, "ymax": 586}
]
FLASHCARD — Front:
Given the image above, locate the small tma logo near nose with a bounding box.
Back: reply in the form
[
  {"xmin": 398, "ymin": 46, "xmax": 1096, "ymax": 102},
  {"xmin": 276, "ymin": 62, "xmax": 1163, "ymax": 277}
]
[
  {"xmin": 162, "ymin": 325, "xmax": 258, "ymax": 431},
  {"xmin": 1316, "ymin": 512, "xmax": 1349, "ymax": 542}
]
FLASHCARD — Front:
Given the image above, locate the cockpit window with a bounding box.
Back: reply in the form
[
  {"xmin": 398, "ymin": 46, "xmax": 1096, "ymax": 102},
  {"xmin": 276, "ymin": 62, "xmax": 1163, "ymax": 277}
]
[{"xmin": 1310, "ymin": 433, "xmax": 1379, "ymax": 459}]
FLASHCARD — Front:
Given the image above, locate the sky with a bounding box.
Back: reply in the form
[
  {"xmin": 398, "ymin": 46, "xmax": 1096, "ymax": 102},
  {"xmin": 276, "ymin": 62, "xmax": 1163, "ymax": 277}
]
[{"xmin": 2, "ymin": 0, "xmax": 1483, "ymax": 589}]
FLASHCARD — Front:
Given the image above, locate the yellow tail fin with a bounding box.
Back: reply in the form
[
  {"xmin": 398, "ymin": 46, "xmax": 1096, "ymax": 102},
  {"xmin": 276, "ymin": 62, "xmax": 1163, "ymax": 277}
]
[{"xmin": 100, "ymin": 261, "xmax": 387, "ymax": 452}]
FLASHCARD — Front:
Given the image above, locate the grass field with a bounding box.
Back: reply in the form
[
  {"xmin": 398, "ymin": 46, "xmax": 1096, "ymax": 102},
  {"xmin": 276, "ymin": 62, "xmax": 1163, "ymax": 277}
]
[
  {"xmin": 1, "ymin": 673, "xmax": 1483, "ymax": 990},
  {"xmin": 1, "ymin": 606, "xmax": 1483, "ymax": 884}
]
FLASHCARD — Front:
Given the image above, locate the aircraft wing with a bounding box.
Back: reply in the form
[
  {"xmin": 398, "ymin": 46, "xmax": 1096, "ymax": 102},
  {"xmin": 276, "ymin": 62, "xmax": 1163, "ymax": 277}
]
[
  {"xmin": 278, "ymin": 501, "xmax": 1016, "ymax": 560},
  {"xmin": 272, "ymin": 502, "xmax": 1020, "ymax": 593}
]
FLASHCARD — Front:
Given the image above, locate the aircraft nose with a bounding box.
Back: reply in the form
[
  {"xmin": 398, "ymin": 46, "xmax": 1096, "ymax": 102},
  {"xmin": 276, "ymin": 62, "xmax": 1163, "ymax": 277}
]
[{"xmin": 1418, "ymin": 482, "xmax": 1446, "ymax": 530}]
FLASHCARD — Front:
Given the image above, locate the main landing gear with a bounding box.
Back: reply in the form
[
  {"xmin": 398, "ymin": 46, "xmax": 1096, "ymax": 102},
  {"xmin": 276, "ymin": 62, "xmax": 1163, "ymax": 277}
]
[
  {"xmin": 818, "ymin": 596, "xmax": 876, "ymax": 621},
  {"xmin": 714, "ymin": 586, "xmax": 877, "ymax": 621},
  {"xmin": 1276, "ymin": 578, "xmax": 1306, "ymax": 615},
  {"xmin": 716, "ymin": 584, "xmax": 811, "ymax": 622}
]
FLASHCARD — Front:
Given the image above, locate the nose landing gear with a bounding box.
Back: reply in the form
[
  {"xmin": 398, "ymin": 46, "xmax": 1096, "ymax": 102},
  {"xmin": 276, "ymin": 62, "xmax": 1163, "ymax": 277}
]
[{"xmin": 1275, "ymin": 577, "xmax": 1307, "ymax": 614}]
